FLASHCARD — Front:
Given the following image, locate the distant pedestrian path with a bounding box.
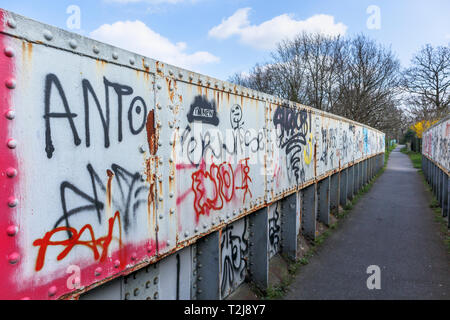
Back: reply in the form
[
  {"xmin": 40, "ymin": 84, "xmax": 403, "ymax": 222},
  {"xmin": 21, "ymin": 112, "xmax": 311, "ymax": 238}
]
[{"xmin": 285, "ymin": 146, "xmax": 450, "ymax": 300}]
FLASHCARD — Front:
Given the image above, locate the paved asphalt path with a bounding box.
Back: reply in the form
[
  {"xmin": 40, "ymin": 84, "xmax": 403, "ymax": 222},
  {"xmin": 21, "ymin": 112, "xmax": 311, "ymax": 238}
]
[{"xmin": 285, "ymin": 146, "xmax": 450, "ymax": 300}]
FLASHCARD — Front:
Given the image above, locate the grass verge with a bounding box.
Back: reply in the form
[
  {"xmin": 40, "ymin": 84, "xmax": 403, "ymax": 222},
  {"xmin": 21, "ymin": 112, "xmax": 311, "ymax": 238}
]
[{"xmin": 262, "ymin": 146, "xmax": 396, "ymax": 299}]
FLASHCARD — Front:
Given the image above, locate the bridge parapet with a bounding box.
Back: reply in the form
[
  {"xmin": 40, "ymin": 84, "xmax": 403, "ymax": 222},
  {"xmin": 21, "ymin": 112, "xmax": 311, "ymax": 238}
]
[
  {"xmin": 422, "ymin": 115, "xmax": 450, "ymax": 227},
  {"xmin": 0, "ymin": 9, "xmax": 385, "ymax": 300}
]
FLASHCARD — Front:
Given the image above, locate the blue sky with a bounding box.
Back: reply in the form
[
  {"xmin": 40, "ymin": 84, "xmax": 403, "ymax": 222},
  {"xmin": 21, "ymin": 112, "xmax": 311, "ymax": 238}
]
[{"xmin": 1, "ymin": 0, "xmax": 449, "ymax": 80}]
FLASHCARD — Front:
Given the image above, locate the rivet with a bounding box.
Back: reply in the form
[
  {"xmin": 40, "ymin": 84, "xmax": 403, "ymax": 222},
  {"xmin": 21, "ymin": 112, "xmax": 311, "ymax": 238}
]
[
  {"xmin": 194, "ymin": 227, "xmax": 199, "ymax": 233},
  {"xmin": 6, "ymin": 168, "xmax": 17, "ymax": 178},
  {"xmin": 134, "ymin": 288, "xmax": 140, "ymax": 296},
  {"xmin": 169, "ymin": 141, "xmax": 173, "ymax": 146},
  {"xmin": 169, "ymin": 123, "xmax": 174, "ymax": 129},
  {"xmin": 179, "ymin": 73, "xmax": 183, "ymax": 78},
  {"xmin": 8, "ymin": 197, "xmax": 18, "ymax": 208},
  {"xmin": 157, "ymin": 67, "xmax": 162, "ymax": 73},
  {"xmin": 197, "ymin": 290, "xmax": 203, "ymax": 294},
  {"xmin": 48, "ymin": 286, "xmax": 57, "ymax": 297},
  {"xmin": 139, "ymin": 145, "xmax": 146, "ymax": 153},
  {"xmin": 169, "ymin": 70, "xmax": 173, "ymax": 76},
  {"xmin": 6, "ymin": 225, "xmax": 18, "ymax": 237},
  {"xmin": 144, "ymin": 61, "xmax": 150, "ymax": 69},
  {"xmin": 5, "ymin": 79, "xmax": 16, "ymax": 89},
  {"xmin": 154, "ymin": 292, "xmax": 159, "ymax": 300},
  {"xmin": 129, "ymin": 58, "xmax": 135, "ymax": 65},
  {"xmin": 131, "ymin": 253, "xmax": 137, "ymax": 261},
  {"xmin": 169, "ymin": 192, "xmax": 174, "ymax": 198},
  {"xmin": 159, "ymin": 159, "xmax": 164, "ymax": 165},
  {"xmin": 157, "ymin": 84, "xmax": 162, "ymax": 90},
  {"xmin": 203, "ymin": 224, "xmax": 207, "ymax": 229},
  {"xmin": 114, "ymin": 260, "xmax": 121, "ymax": 268},
  {"xmin": 124, "ymin": 293, "xmax": 130, "ymax": 300},
  {"xmin": 8, "ymin": 252, "xmax": 20, "ymax": 264},
  {"xmin": 69, "ymin": 40, "xmax": 77, "ymax": 49},
  {"xmin": 167, "ymin": 240, "xmax": 171, "ymax": 246},
  {"xmin": 170, "ymin": 208, "xmax": 175, "ymax": 214},
  {"xmin": 198, "ymin": 276, "xmax": 203, "ymax": 281},
  {"xmin": 93, "ymin": 46, "xmax": 100, "ymax": 54},
  {"xmin": 159, "ymin": 214, "xmax": 164, "ymax": 220},
  {"xmin": 185, "ymin": 231, "xmax": 189, "ymax": 237},
  {"xmin": 159, "ymin": 196, "xmax": 163, "ymax": 202},
  {"xmin": 112, "ymin": 52, "xmax": 118, "ymax": 60},
  {"xmin": 7, "ymin": 19, "xmax": 16, "ymax": 29},
  {"xmin": 4, "ymin": 47, "xmax": 14, "ymax": 57},
  {"xmin": 43, "ymin": 30, "xmax": 53, "ymax": 41},
  {"xmin": 154, "ymin": 277, "xmax": 159, "ymax": 285},
  {"xmin": 189, "ymin": 75, "xmax": 193, "ymax": 81},
  {"xmin": 95, "ymin": 267, "xmax": 102, "ymax": 276},
  {"xmin": 5, "ymin": 110, "xmax": 15, "ymax": 120},
  {"xmin": 7, "ymin": 139, "xmax": 17, "ymax": 149}
]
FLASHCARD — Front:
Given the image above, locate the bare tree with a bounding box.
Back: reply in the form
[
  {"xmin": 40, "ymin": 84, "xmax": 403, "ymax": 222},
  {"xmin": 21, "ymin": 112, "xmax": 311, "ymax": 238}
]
[
  {"xmin": 228, "ymin": 33, "xmax": 403, "ymax": 135},
  {"xmin": 402, "ymin": 44, "xmax": 450, "ymax": 121}
]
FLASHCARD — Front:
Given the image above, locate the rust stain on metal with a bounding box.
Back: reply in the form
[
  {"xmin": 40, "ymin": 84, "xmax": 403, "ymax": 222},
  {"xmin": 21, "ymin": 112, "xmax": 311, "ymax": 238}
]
[
  {"xmin": 146, "ymin": 110, "xmax": 158, "ymax": 156},
  {"xmin": 106, "ymin": 169, "xmax": 114, "ymax": 210},
  {"xmin": 155, "ymin": 61, "xmax": 165, "ymax": 77},
  {"xmin": 21, "ymin": 41, "xmax": 33, "ymax": 64},
  {"xmin": 314, "ymin": 143, "xmax": 317, "ymax": 177}
]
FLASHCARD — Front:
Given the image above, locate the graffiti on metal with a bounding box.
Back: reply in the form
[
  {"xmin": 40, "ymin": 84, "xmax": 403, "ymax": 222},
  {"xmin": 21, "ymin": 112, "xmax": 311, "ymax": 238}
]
[
  {"xmin": 0, "ymin": 9, "xmax": 385, "ymax": 300},
  {"xmin": 422, "ymin": 116, "xmax": 450, "ymax": 174}
]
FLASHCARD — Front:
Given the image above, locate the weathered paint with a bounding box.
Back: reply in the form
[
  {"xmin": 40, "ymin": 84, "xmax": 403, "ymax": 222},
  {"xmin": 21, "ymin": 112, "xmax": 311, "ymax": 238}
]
[
  {"xmin": 0, "ymin": 9, "xmax": 386, "ymax": 300},
  {"xmin": 423, "ymin": 115, "xmax": 450, "ymax": 175}
]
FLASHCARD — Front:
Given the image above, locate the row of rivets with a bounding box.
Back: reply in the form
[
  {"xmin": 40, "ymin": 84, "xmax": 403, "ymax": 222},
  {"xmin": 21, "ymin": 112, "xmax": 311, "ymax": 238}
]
[
  {"xmin": 5, "ymin": 16, "xmax": 279, "ymax": 101},
  {"xmin": 3, "ymin": 39, "xmax": 21, "ymax": 269}
]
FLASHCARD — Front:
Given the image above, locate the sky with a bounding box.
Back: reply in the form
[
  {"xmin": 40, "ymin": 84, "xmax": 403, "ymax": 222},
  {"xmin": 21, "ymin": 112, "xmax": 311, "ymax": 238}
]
[{"xmin": 1, "ymin": 0, "xmax": 449, "ymax": 81}]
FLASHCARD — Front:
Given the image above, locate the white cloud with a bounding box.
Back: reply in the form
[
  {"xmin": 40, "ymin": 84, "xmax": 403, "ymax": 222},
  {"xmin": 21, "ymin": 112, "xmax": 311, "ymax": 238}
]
[
  {"xmin": 209, "ymin": 8, "xmax": 348, "ymax": 50},
  {"xmin": 89, "ymin": 20, "xmax": 219, "ymax": 70}
]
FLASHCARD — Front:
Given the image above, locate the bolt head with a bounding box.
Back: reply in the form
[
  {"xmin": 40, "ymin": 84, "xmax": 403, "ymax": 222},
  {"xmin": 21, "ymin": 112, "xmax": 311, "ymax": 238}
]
[
  {"xmin": 5, "ymin": 110, "xmax": 15, "ymax": 120},
  {"xmin": 8, "ymin": 252, "xmax": 20, "ymax": 264},
  {"xmin": 4, "ymin": 47, "xmax": 14, "ymax": 57},
  {"xmin": 6, "ymin": 225, "xmax": 18, "ymax": 237},
  {"xmin": 43, "ymin": 30, "xmax": 53, "ymax": 41},
  {"xmin": 7, "ymin": 139, "xmax": 17, "ymax": 149},
  {"xmin": 7, "ymin": 19, "xmax": 16, "ymax": 29},
  {"xmin": 6, "ymin": 167, "xmax": 17, "ymax": 178},
  {"xmin": 5, "ymin": 79, "xmax": 16, "ymax": 89},
  {"xmin": 8, "ymin": 197, "xmax": 18, "ymax": 208},
  {"xmin": 69, "ymin": 40, "xmax": 78, "ymax": 49},
  {"xmin": 95, "ymin": 267, "xmax": 102, "ymax": 276},
  {"xmin": 112, "ymin": 52, "xmax": 118, "ymax": 60},
  {"xmin": 48, "ymin": 286, "xmax": 57, "ymax": 297}
]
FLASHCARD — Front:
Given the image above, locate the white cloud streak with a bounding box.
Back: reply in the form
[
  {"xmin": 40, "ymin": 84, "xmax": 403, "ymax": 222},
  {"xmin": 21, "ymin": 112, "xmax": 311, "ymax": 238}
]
[
  {"xmin": 209, "ymin": 8, "xmax": 348, "ymax": 50},
  {"xmin": 89, "ymin": 20, "xmax": 219, "ymax": 70}
]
